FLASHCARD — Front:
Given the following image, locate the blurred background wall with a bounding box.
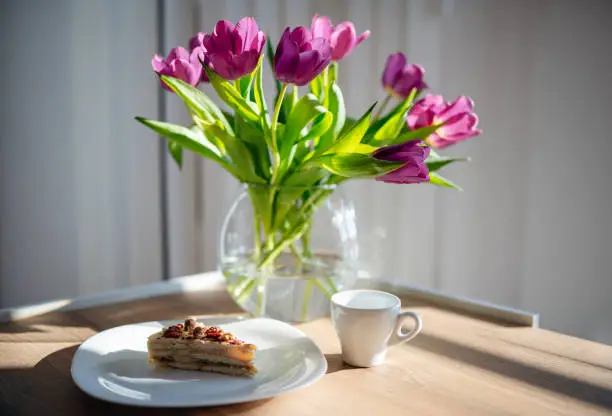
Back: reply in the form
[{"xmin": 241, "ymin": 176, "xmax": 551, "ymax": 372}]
[{"xmin": 1, "ymin": 0, "xmax": 611, "ymax": 344}]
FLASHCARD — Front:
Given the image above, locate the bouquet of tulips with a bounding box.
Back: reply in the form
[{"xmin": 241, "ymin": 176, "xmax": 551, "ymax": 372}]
[{"xmin": 136, "ymin": 15, "xmax": 481, "ymax": 307}]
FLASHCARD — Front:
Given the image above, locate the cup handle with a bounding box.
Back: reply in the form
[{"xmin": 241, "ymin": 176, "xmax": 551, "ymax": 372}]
[{"xmin": 389, "ymin": 311, "xmax": 422, "ymax": 345}]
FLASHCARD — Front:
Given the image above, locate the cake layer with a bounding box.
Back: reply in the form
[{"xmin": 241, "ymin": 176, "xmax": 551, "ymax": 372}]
[
  {"xmin": 146, "ymin": 318, "xmax": 258, "ymax": 378},
  {"xmin": 153, "ymin": 359, "xmax": 257, "ymax": 377},
  {"xmin": 148, "ymin": 333, "xmax": 255, "ymax": 363},
  {"xmin": 149, "ymin": 351, "xmax": 254, "ymax": 368}
]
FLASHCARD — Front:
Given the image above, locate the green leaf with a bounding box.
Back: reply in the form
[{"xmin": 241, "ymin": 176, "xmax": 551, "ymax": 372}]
[
  {"xmin": 221, "ymin": 110, "xmax": 235, "ymax": 126},
  {"xmin": 234, "ymin": 116, "xmax": 270, "ymax": 179},
  {"xmin": 253, "ymin": 60, "xmax": 269, "ymax": 131},
  {"xmin": 283, "ymin": 166, "xmax": 328, "ymax": 187},
  {"xmin": 426, "ymin": 155, "xmax": 470, "ymax": 172},
  {"xmin": 339, "ymin": 117, "xmax": 357, "ymax": 137},
  {"xmin": 168, "ymin": 141, "xmax": 182, "ymax": 168},
  {"xmin": 299, "ymin": 112, "xmax": 333, "ymax": 144},
  {"xmin": 265, "ymin": 36, "xmax": 281, "ymax": 94},
  {"xmin": 389, "ymin": 125, "xmax": 439, "ymax": 146},
  {"xmin": 319, "ymin": 83, "xmax": 345, "ymax": 151},
  {"xmin": 135, "ymin": 117, "xmax": 220, "ymax": 159},
  {"xmin": 204, "ymin": 66, "xmax": 259, "ymax": 124},
  {"xmin": 283, "ymin": 93, "xmax": 330, "ymax": 149},
  {"xmin": 309, "ymin": 72, "xmax": 324, "ymax": 99},
  {"xmin": 160, "ymin": 75, "xmax": 232, "ymax": 133},
  {"xmin": 428, "ymin": 172, "xmax": 463, "ymax": 190},
  {"xmin": 328, "ymin": 62, "xmax": 338, "ymax": 84},
  {"xmin": 282, "ymin": 86, "xmax": 299, "ymax": 122},
  {"xmin": 317, "ymin": 153, "xmax": 403, "ymax": 178},
  {"xmin": 248, "ymin": 186, "xmax": 274, "ymax": 234},
  {"xmin": 201, "ymin": 123, "xmax": 265, "ymax": 184},
  {"xmin": 368, "ymin": 89, "xmax": 417, "ymax": 146},
  {"xmin": 236, "ymin": 72, "xmax": 254, "ymax": 99},
  {"xmin": 321, "ymin": 103, "xmax": 376, "ymax": 155},
  {"xmin": 135, "ymin": 117, "xmax": 234, "ymax": 173}
]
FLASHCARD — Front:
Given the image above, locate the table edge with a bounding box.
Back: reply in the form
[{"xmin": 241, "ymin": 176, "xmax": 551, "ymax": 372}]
[{"xmin": 0, "ymin": 272, "xmax": 538, "ymax": 327}]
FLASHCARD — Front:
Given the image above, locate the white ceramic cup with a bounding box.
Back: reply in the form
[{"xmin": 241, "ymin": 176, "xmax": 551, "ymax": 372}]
[{"xmin": 331, "ymin": 289, "xmax": 423, "ymax": 367}]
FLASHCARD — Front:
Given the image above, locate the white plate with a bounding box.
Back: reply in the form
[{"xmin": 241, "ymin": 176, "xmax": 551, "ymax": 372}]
[{"xmin": 71, "ymin": 317, "xmax": 327, "ymax": 407}]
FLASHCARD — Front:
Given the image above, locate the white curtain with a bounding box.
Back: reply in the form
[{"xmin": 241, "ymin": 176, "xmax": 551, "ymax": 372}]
[{"xmin": 1, "ymin": 0, "xmax": 163, "ymax": 306}]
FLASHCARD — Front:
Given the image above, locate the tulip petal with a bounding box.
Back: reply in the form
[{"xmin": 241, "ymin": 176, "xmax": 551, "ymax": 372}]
[
  {"xmin": 372, "ymin": 141, "xmax": 430, "ymax": 184},
  {"xmin": 376, "ymin": 162, "xmax": 430, "ymax": 184},
  {"xmin": 274, "ymin": 35, "xmax": 300, "ymax": 83},
  {"xmin": 407, "ymin": 108, "xmax": 436, "ymax": 131},
  {"xmin": 252, "ymin": 31, "xmax": 266, "ymax": 52},
  {"xmin": 306, "ymin": 37, "xmax": 328, "ymax": 52},
  {"xmin": 391, "ymin": 64, "xmax": 426, "ymax": 96},
  {"xmin": 290, "ymin": 27, "xmax": 312, "ymax": 50},
  {"xmin": 232, "ymin": 50, "xmax": 261, "ymax": 78},
  {"xmin": 418, "ymin": 94, "xmax": 446, "ymax": 110},
  {"xmin": 311, "ymin": 14, "xmax": 333, "ymax": 39},
  {"xmin": 356, "ymin": 30, "xmax": 371, "ymax": 46},
  {"xmin": 382, "ymin": 52, "xmax": 406, "ymax": 89},
  {"xmin": 189, "ymin": 32, "xmax": 205, "ymax": 52},
  {"xmin": 436, "ymin": 96, "xmax": 474, "ymax": 123},
  {"xmin": 295, "ymin": 50, "xmax": 322, "ymax": 85},
  {"xmin": 209, "ymin": 52, "xmax": 239, "ymax": 80},
  {"xmin": 437, "ymin": 113, "xmax": 480, "ymax": 139},
  {"xmin": 152, "ymin": 54, "xmax": 167, "ymax": 72},
  {"xmin": 234, "ymin": 17, "xmax": 259, "ymax": 53},
  {"xmin": 212, "ymin": 20, "xmax": 235, "ymax": 52},
  {"xmin": 166, "ymin": 46, "xmax": 190, "ymax": 62},
  {"xmin": 170, "ymin": 58, "xmax": 199, "ymax": 86},
  {"xmin": 330, "ymin": 22, "xmax": 356, "ymax": 60}
]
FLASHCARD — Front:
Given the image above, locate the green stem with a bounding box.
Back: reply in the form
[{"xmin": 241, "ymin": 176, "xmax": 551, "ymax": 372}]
[
  {"xmin": 324, "ymin": 275, "xmax": 338, "ymax": 294},
  {"xmin": 312, "ymin": 278, "xmax": 333, "ymax": 299},
  {"xmin": 256, "ymin": 276, "xmax": 266, "ymax": 316},
  {"xmin": 301, "ymin": 280, "xmax": 314, "ymax": 321},
  {"xmin": 235, "ymin": 278, "xmax": 256, "ymax": 303},
  {"xmin": 289, "ymin": 243, "xmax": 304, "ymax": 266},
  {"xmin": 270, "ymin": 83, "xmax": 289, "ymax": 185},
  {"xmin": 253, "ymin": 212, "xmax": 262, "ymax": 260},
  {"xmin": 322, "ymin": 67, "xmax": 330, "ymax": 107},
  {"xmin": 373, "ymin": 94, "xmax": 392, "ymax": 121},
  {"xmin": 257, "ymin": 189, "xmax": 332, "ymax": 269},
  {"xmin": 301, "ymin": 222, "xmax": 313, "ymax": 258}
]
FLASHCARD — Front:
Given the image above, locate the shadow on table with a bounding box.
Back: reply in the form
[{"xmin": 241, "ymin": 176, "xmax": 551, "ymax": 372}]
[
  {"xmin": 0, "ymin": 289, "xmax": 243, "ymax": 339},
  {"xmin": 0, "ymin": 345, "xmax": 273, "ymax": 415},
  {"xmin": 411, "ymin": 333, "xmax": 612, "ymax": 410},
  {"xmin": 324, "ymin": 354, "xmax": 360, "ymax": 374}
]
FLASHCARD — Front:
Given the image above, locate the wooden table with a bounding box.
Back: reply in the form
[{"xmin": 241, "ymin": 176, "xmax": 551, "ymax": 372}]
[{"xmin": 1, "ymin": 275, "xmax": 611, "ymax": 415}]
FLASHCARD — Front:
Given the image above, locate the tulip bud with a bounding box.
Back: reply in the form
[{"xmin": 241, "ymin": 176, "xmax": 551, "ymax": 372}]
[
  {"xmin": 371, "ymin": 141, "xmax": 430, "ymax": 184},
  {"xmin": 274, "ymin": 26, "xmax": 331, "ymax": 86},
  {"xmin": 407, "ymin": 95, "xmax": 482, "ymax": 149},
  {"xmin": 151, "ymin": 46, "xmax": 203, "ymax": 92},
  {"xmin": 382, "ymin": 52, "xmax": 427, "ymax": 99}
]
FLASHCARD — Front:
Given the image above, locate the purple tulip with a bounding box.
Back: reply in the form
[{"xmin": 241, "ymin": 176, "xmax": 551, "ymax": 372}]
[
  {"xmin": 200, "ymin": 18, "xmax": 265, "ymax": 81},
  {"xmin": 274, "ymin": 26, "xmax": 331, "ymax": 86},
  {"xmin": 152, "ymin": 46, "xmax": 203, "ymax": 92},
  {"xmin": 372, "ymin": 141, "xmax": 430, "ymax": 184},
  {"xmin": 311, "ymin": 14, "xmax": 370, "ymax": 61},
  {"xmin": 407, "ymin": 95, "xmax": 482, "ymax": 149},
  {"xmin": 188, "ymin": 32, "xmax": 209, "ymax": 83},
  {"xmin": 382, "ymin": 52, "xmax": 427, "ymax": 99}
]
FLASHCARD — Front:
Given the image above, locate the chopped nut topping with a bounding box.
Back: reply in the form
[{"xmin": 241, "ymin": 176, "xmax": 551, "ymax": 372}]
[
  {"xmin": 160, "ymin": 319, "xmax": 245, "ymax": 344},
  {"xmin": 184, "ymin": 318, "xmax": 197, "ymax": 331}
]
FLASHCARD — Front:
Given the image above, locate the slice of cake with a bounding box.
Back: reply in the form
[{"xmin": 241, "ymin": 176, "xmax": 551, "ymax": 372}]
[{"xmin": 147, "ymin": 317, "xmax": 257, "ymax": 377}]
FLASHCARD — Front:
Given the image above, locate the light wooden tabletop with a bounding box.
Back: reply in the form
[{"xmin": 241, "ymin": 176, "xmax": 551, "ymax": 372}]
[{"xmin": 1, "ymin": 282, "xmax": 611, "ymax": 415}]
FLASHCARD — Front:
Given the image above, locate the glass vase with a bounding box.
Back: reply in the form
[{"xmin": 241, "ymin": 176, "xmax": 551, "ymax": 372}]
[{"xmin": 219, "ymin": 183, "xmax": 359, "ymax": 322}]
